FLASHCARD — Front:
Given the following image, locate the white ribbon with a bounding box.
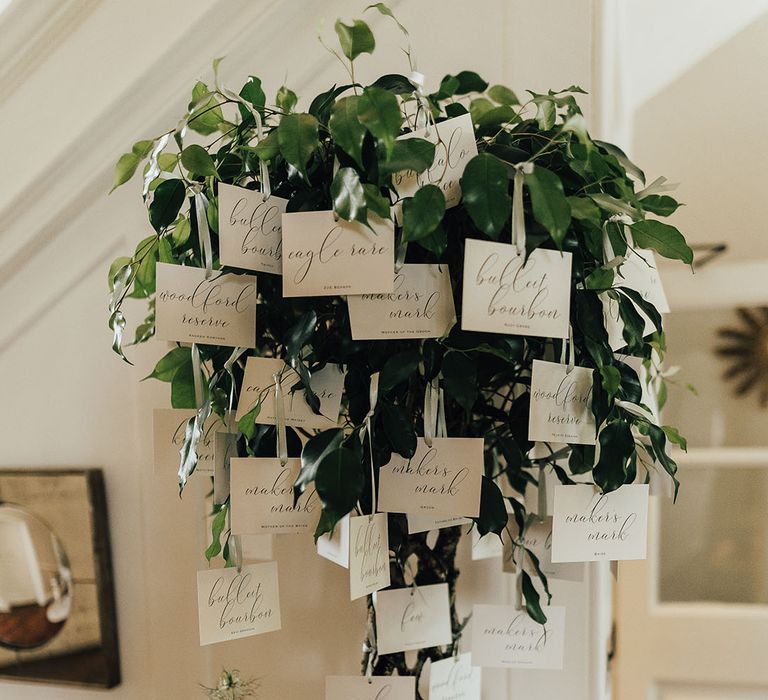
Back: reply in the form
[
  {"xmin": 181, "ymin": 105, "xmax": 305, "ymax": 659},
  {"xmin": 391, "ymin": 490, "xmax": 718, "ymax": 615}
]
[
  {"xmin": 512, "ymin": 163, "xmax": 534, "ymax": 256},
  {"xmin": 191, "ymin": 343, "xmax": 204, "ymax": 409},
  {"xmin": 194, "ymin": 191, "xmax": 213, "ymax": 278},
  {"xmin": 602, "ymin": 214, "xmax": 632, "ymax": 270},
  {"xmin": 423, "ymin": 376, "xmax": 447, "ymax": 447},
  {"xmin": 360, "ymin": 372, "xmax": 380, "ymax": 514},
  {"xmin": 232, "ymin": 533, "xmax": 243, "ymax": 573},
  {"xmin": 537, "ymin": 465, "xmax": 548, "ymax": 521},
  {"xmin": 274, "ymin": 371, "xmax": 288, "ymax": 466},
  {"xmin": 409, "ymin": 70, "xmax": 432, "ymax": 137},
  {"xmin": 223, "ymin": 347, "xmax": 247, "ymax": 413},
  {"xmin": 143, "ymin": 133, "xmax": 170, "ymax": 197},
  {"xmin": 636, "ymin": 175, "xmax": 677, "ymax": 199},
  {"xmin": 394, "ymin": 237, "xmax": 408, "ymax": 273},
  {"xmin": 559, "ymin": 323, "xmax": 575, "ymax": 374},
  {"xmin": 514, "ymin": 569, "xmax": 523, "ymax": 610}
]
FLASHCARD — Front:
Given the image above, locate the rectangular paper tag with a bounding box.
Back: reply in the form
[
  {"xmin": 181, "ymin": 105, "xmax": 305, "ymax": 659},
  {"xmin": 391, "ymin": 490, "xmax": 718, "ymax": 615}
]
[
  {"xmin": 347, "ymin": 263, "xmax": 456, "ymax": 340},
  {"xmin": 407, "ymin": 513, "xmax": 470, "ymax": 534},
  {"xmin": 551, "ymin": 483, "xmax": 649, "ymax": 562},
  {"xmin": 375, "ymin": 583, "xmax": 452, "ymax": 655},
  {"xmin": 236, "ymin": 357, "xmax": 344, "ymax": 427},
  {"xmin": 155, "ymin": 262, "xmax": 257, "ymax": 347},
  {"xmin": 528, "ymin": 360, "xmax": 596, "ymax": 445},
  {"xmin": 317, "ymin": 513, "xmax": 350, "ymax": 568},
  {"xmin": 617, "ymin": 249, "xmax": 670, "ymax": 313},
  {"xmin": 429, "ymin": 653, "xmax": 482, "ymax": 700},
  {"xmin": 378, "ymin": 437, "xmax": 484, "ymax": 518},
  {"xmin": 153, "ymin": 408, "xmax": 234, "ymax": 474},
  {"xmin": 502, "ymin": 517, "xmax": 583, "ymax": 582},
  {"xmin": 325, "ymin": 676, "xmax": 415, "ymax": 699},
  {"xmin": 281, "ymin": 212, "xmax": 395, "ymax": 297},
  {"xmin": 393, "ymin": 113, "xmax": 478, "ymax": 209},
  {"xmin": 197, "ymin": 562, "xmax": 281, "ymax": 645},
  {"xmin": 229, "ymin": 458, "xmax": 319, "ymax": 535},
  {"xmin": 471, "ymin": 604, "xmax": 566, "ymax": 670},
  {"xmin": 349, "ymin": 513, "xmax": 390, "ymax": 600},
  {"xmin": 218, "ymin": 183, "xmax": 288, "ymax": 274},
  {"xmin": 461, "ymin": 240, "xmax": 572, "ymax": 338}
]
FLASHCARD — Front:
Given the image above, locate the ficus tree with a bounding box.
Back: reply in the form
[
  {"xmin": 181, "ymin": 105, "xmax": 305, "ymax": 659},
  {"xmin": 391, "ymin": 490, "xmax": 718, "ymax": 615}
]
[{"xmin": 108, "ymin": 4, "xmax": 691, "ymax": 692}]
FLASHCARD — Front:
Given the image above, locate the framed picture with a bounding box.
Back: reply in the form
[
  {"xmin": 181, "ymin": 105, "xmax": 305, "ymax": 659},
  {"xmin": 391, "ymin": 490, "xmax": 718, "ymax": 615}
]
[{"xmin": 0, "ymin": 469, "xmax": 120, "ymax": 688}]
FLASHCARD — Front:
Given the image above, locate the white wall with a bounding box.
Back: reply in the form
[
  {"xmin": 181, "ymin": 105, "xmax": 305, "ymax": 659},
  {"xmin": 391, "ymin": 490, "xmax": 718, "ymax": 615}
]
[{"xmin": 0, "ymin": 1, "xmax": 600, "ymax": 697}]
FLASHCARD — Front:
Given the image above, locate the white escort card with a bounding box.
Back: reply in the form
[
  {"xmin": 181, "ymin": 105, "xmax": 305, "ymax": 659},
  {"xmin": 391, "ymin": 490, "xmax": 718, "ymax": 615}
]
[
  {"xmin": 393, "ymin": 113, "xmax": 478, "ymax": 209},
  {"xmin": 325, "ymin": 675, "xmax": 415, "ymax": 699},
  {"xmin": 461, "ymin": 240, "xmax": 572, "ymax": 338},
  {"xmin": 429, "ymin": 653, "xmax": 482, "ymax": 700},
  {"xmin": 281, "ymin": 212, "xmax": 395, "ymax": 297},
  {"xmin": 155, "ymin": 262, "xmax": 257, "ymax": 347},
  {"xmin": 229, "ymin": 458, "xmax": 319, "ymax": 535},
  {"xmin": 218, "ymin": 183, "xmax": 289, "ymax": 274},
  {"xmin": 528, "ymin": 360, "xmax": 596, "ymax": 445},
  {"xmin": 617, "ymin": 249, "xmax": 670, "ymax": 313},
  {"xmin": 213, "ymin": 431, "xmax": 238, "ymax": 504},
  {"xmin": 407, "ymin": 513, "xmax": 470, "ymax": 534},
  {"xmin": 349, "ymin": 513, "xmax": 391, "ymax": 600},
  {"xmin": 471, "ymin": 604, "xmax": 566, "ymax": 670},
  {"xmin": 196, "ymin": 562, "xmax": 281, "ymax": 645},
  {"xmin": 378, "ymin": 438, "xmax": 484, "ymax": 518},
  {"xmin": 347, "ymin": 264, "xmax": 456, "ymax": 340},
  {"xmin": 153, "ymin": 408, "xmax": 235, "ymax": 474},
  {"xmin": 551, "ymin": 484, "xmax": 649, "ymax": 562},
  {"xmin": 235, "ymin": 357, "xmax": 344, "ymax": 427},
  {"xmin": 502, "ymin": 517, "xmax": 583, "ymax": 582},
  {"xmin": 375, "ymin": 583, "xmax": 452, "ymax": 655},
  {"xmin": 317, "ymin": 513, "xmax": 351, "ymax": 568}
]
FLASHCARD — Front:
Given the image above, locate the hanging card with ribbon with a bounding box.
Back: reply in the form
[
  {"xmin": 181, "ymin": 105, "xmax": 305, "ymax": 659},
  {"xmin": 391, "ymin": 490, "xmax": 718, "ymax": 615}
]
[
  {"xmin": 196, "ymin": 562, "xmax": 281, "ymax": 645},
  {"xmin": 281, "ymin": 212, "xmax": 395, "ymax": 297},
  {"xmin": 155, "ymin": 263, "xmax": 257, "ymax": 347},
  {"xmin": 325, "ymin": 676, "xmax": 416, "ymax": 699},
  {"xmin": 374, "ymin": 583, "xmax": 452, "ymax": 655},
  {"xmin": 152, "ymin": 408, "xmax": 235, "ymax": 474},
  {"xmin": 235, "ymin": 357, "xmax": 344, "ymax": 427},
  {"xmin": 349, "ymin": 513, "xmax": 390, "ymax": 600},
  {"xmin": 316, "ymin": 513, "xmax": 351, "ymax": 568},
  {"xmin": 218, "ymin": 183, "xmax": 288, "ymax": 274},
  {"xmin": 502, "ymin": 517, "xmax": 584, "ymax": 582},
  {"xmin": 392, "ymin": 113, "xmax": 478, "ymax": 209},
  {"xmin": 229, "ymin": 457, "xmax": 319, "ymax": 535},
  {"xmin": 429, "ymin": 653, "xmax": 482, "ymax": 700},
  {"xmin": 471, "ymin": 604, "xmax": 566, "ymax": 669},
  {"xmin": 378, "ymin": 437, "xmax": 484, "ymax": 518},
  {"xmin": 528, "ymin": 359, "xmax": 596, "ymax": 445},
  {"xmin": 551, "ymin": 483, "xmax": 649, "ymax": 562},
  {"xmin": 347, "ymin": 263, "xmax": 456, "ymax": 340},
  {"xmin": 461, "ymin": 240, "xmax": 572, "ymax": 338}
]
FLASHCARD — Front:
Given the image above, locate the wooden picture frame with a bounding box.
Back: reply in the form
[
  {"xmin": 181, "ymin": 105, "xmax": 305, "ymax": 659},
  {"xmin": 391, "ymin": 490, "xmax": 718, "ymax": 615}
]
[{"xmin": 0, "ymin": 469, "xmax": 120, "ymax": 688}]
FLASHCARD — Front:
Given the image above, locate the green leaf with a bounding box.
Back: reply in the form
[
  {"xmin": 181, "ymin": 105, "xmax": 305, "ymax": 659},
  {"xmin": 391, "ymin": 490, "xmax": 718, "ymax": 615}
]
[
  {"xmin": 158, "ymin": 153, "xmax": 178, "ymax": 172},
  {"xmin": 461, "ymin": 153, "xmax": 511, "ymax": 238},
  {"xmin": 239, "ymin": 76, "xmax": 266, "ymax": 118},
  {"xmin": 599, "ymin": 365, "xmax": 621, "ymax": 400},
  {"xmin": 567, "ymin": 196, "xmax": 600, "ymax": 222},
  {"xmin": 442, "ymin": 351, "xmax": 478, "ymax": 415},
  {"xmin": 363, "ymin": 184, "xmax": 391, "ymax": 218},
  {"xmin": 370, "ymin": 73, "xmax": 415, "ymax": 95},
  {"xmin": 640, "ymin": 194, "xmax": 680, "ymax": 216},
  {"xmin": 525, "ymin": 165, "xmax": 571, "ymax": 247},
  {"xmin": 365, "ymin": 3, "xmax": 408, "ymax": 35},
  {"xmin": 402, "ymin": 185, "xmax": 445, "ymax": 242},
  {"xmin": 149, "ymin": 179, "xmax": 186, "ymax": 232},
  {"xmin": 188, "ymin": 81, "xmax": 223, "ymax": 136},
  {"xmin": 334, "ymin": 19, "xmax": 376, "ymax": 61},
  {"xmin": 585, "ymin": 266, "xmax": 614, "ymax": 290},
  {"xmin": 521, "ymin": 571, "xmax": 547, "ymax": 624},
  {"xmin": 487, "ymin": 84, "xmax": 519, "ymax": 105},
  {"xmin": 180, "ymin": 144, "xmax": 218, "ymax": 177},
  {"xmin": 379, "ymin": 349, "xmax": 420, "ymax": 392},
  {"xmin": 145, "ymin": 346, "xmax": 191, "ymax": 382},
  {"xmin": 593, "ymin": 421, "xmax": 634, "ymax": 492},
  {"xmin": 329, "ymin": 96, "xmax": 367, "ymax": 168},
  {"xmin": 314, "ymin": 446, "xmax": 364, "ymax": 516},
  {"xmin": 237, "ymin": 403, "xmax": 262, "ymax": 440},
  {"xmin": 171, "ymin": 360, "xmax": 206, "ymax": 409},
  {"xmin": 561, "ymin": 113, "xmax": 591, "ymax": 147},
  {"xmin": 474, "ymin": 105, "xmax": 516, "ymax": 132},
  {"xmin": 662, "ymin": 425, "xmax": 687, "ymax": 451},
  {"xmin": 277, "ymin": 113, "xmax": 319, "ymax": 181},
  {"xmin": 171, "ymin": 217, "xmax": 191, "ymax": 247},
  {"xmin": 381, "ymin": 402, "xmax": 417, "ymax": 458},
  {"xmin": 357, "ymin": 86, "xmax": 403, "ymax": 156},
  {"xmin": 380, "ymin": 138, "xmax": 435, "ymax": 175},
  {"xmin": 590, "ymin": 193, "xmax": 638, "ymax": 218},
  {"xmin": 448, "ymin": 70, "xmax": 488, "ymax": 95},
  {"xmin": 297, "ymin": 429, "xmax": 344, "ymax": 495},
  {"xmin": 132, "ymin": 140, "xmax": 154, "ymax": 158},
  {"xmin": 469, "ymin": 97, "xmax": 494, "ymax": 125},
  {"xmin": 648, "ymin": 424, "xmax": 679, "ymax": 500},
  {"xmin": 594, "ymin": 139, "xmax": 645, "ymax": 183},
  {"xmin": 286, "ymin": 310, "xmax": 318, "ymax": 359},
  {"xmin": 331, "ymin": 167, "xmax": 367, "ymax": 224},
  {"xmin": 474, "ymin": 476, "xmax": 508, "ymax": 536},
  {"xmin": 533, "ymin": 97, "xmax": 556, "ymax": 131},
  {"xmin": 253, "ymin": 130, "xmax": 280, "ymax": 162},
  {"xmin": 276, "ymin": 85, "xmax": 298, "ymax": 113},
  {"xmin": 111, "ymin": 153, "xmax": 140, "ymax": 192},
  {"xmin": 204, "ymin": 506, "xmax": 228, "ymax": 562},
  {"xmin": 134, "ymin": 235, "xmax": 158, "ymax": 294},
  {"xmin": 417, "ymin": 222, "xmax": 447, "ymax": 256},
  {"xmin": 108, "ymin": 256, "xmax": 132, "ymax": 292},
  {"xmin": 630, "ymin": 220, "xmax": 693, "ymax": 265}
]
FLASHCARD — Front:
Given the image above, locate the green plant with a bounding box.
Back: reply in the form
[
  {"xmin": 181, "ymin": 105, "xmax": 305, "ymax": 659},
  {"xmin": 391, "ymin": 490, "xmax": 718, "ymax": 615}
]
[{"xmin": 108, "ymin": 4, "xmax": 690, "ymax": 691}]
